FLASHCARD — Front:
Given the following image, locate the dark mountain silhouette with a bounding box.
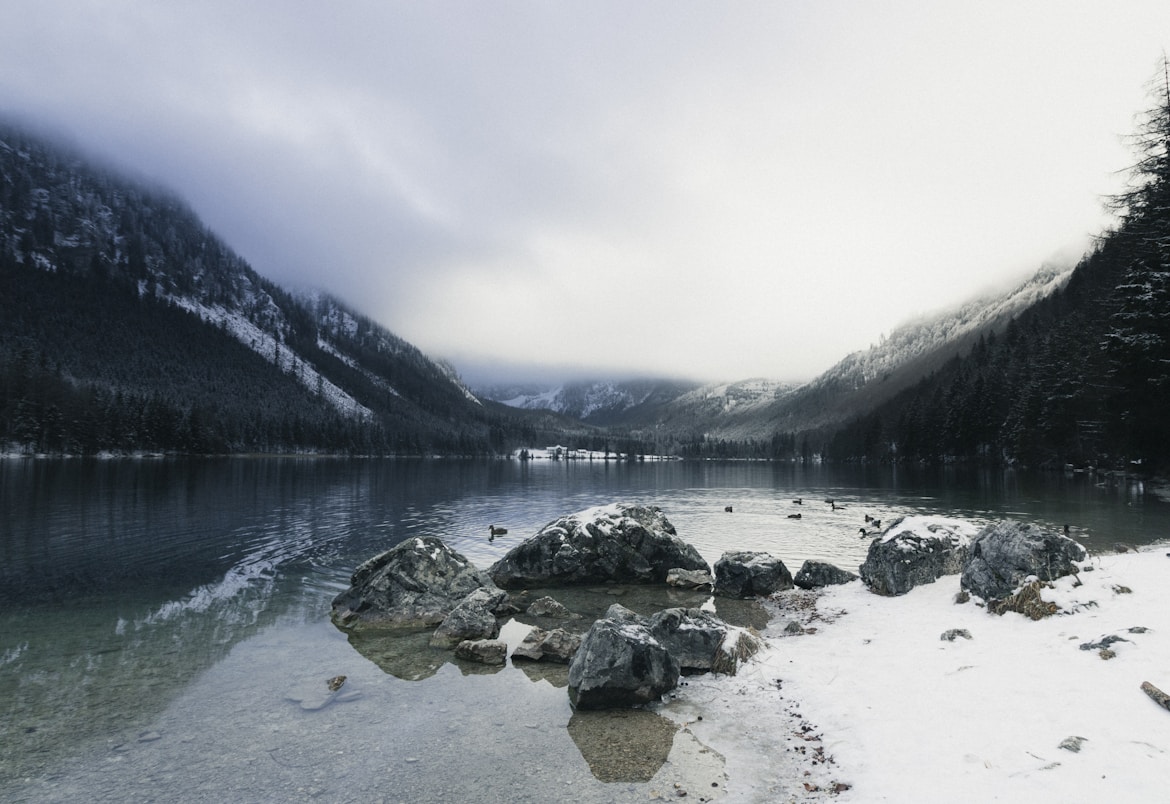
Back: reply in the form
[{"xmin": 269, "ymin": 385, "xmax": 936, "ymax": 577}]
[{"xmin": 0, "ymin": 120, "xmax": 571, "ymax": 455}]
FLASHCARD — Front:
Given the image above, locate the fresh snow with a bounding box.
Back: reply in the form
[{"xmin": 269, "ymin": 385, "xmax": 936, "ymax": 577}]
[
  {"xmin": 655, "ymin": 541, "xmax": 1170, "ymax": 802},
  {"xmin": 878, "ymin": 515, "xmax": 978, "ymax": 546},
  {"xmin": 163, "ymin": 295, "xmax": 374, "ymax": 420}
]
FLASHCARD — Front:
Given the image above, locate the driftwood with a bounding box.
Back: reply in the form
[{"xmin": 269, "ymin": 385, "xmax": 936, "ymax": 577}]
[{"xmin": 1140, "ymin": 681, "xmax": 1170, "ymax": 711}]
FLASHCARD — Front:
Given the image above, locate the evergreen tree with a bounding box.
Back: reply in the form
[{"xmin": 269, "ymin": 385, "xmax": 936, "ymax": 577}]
[{"xmin": 1103, "ymin": 57, "xmax": 1170, "ymax": 464}]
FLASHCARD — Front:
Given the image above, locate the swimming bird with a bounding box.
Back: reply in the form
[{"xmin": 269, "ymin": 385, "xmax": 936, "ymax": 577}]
[
  {"xmin": 864, "ymin": 514, "xmax": 873, "ymax": 523},
  {"xmin": 787, "ymin": 512, "xmax": 802, "ymax": 519},
  {"xmin": 725, "ymin": 505, "xmax": 734, "ymax": 513},
  {"xmin": 489, "ymin": 525, "xmax": 507, "ymax": 541},
  {"xmin": 831, "ymin": 501, "xmax": 845, "ymax": 511},
  {"xmin": 859, "ymin": 527, "xmax": 868, "ymax": 537},
  {"xmin": 871, "ymin": 519, "xmax": 881, "ymax": 529},
  {"xmin": 793, "ymin": 498, "xmax": 803, "ymax": 505}
]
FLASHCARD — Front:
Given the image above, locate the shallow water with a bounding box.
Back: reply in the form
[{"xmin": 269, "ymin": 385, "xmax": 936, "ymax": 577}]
[{"xmin": 1, "ymin": 457, "xmax": 1165, "ymax": 801}]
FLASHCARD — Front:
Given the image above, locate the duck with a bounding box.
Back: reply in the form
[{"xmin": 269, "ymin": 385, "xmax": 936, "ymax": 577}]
[
  {"xmin": 787, "ymin": 512, "xmax": 802, "ymax": 519},
  {"xmin": 724, "ymin": 505, "xmax": 734, "ymax": 513},
  {"xmin": 793, "ymin": 498, "xmax": 803, "ymax": 505},
  {"xmin": 489, "ymin": 525, "xmax": 508, "ymax": 541},
  {"xmin": 831, "ymin": 501, "xmax": 845, "ymax": 511}
]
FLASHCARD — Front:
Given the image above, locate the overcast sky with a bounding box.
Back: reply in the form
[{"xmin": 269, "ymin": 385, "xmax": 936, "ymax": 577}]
[{"xmin": 3, "ymin": 2, "xmax": 1169, "ymax": 384}]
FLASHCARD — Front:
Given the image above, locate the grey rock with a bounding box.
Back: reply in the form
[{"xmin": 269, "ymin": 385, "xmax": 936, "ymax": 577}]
[
  {"xmin": 647, "ymin": 608, "xmax": 728, "ymax": 674},
  {"xmin": 940, "ymin": 629, "xmax": 972, "ymax": 641},
  {"xmin": 526, "ymin": 596, "xmax": 576, "ymax": 618},
  {"xmin": 489, "ymin": 504, "xmax": 708, "ymax": 588},
  {"xmin": 512, "ymin": 626, "xmax": 582, "ymax": 663},
  {"xmin": 538, "ymin": 628, "xmax": 583, "ymax": 663},
  {"xmin": 454, "ymin": 638, "xmax": 507, "ymax": 665},
  {"xmin": 511, "ymin": 626, "xmax": 550, "ymax": 661},
  {"xmin": 1079, "ymin": 634, "xmax": 1130, "ymax": 651},
  {"xmin": 568, "ymin": 604, "xmax": 680, "ymax": 710},
  {"xmin": 859, "ymin": 518, "xmax": 970, "ymax": 596},
  {"xmin": 793, "ymin": 560, "xmax": 858, "ymax": 590},
  {"xmin": 331, "ymin": 536, "xmax": 495, "ymax": 629},
  {"xmin": 713, "ymin": 551, "xmax": 793, "ymax": 598},
  {"xmin": 666, "ymin": 567, "xmax": 714, "ymax": 590},
  {"xmin": 961, "ymin": 520, "xmax": 1086, "ymax": 601},
  {"xmin": 430, "ymin": 586, "xmax": 508, "ymax": 648}
]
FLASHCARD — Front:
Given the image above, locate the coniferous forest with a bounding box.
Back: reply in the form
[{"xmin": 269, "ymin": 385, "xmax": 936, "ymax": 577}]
[
  {"xmin": 0, "ymin": 122, "xmax": 587, "ymax": 456},
  {"xmin": 825, "ymin": 62, "xmax": 1170, "ymax": 471}
]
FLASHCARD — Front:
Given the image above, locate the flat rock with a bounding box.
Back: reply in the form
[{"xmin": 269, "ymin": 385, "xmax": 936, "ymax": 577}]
[{"xmin": 454, "ymin": 638, "xmax": 508, "ymax": 665}]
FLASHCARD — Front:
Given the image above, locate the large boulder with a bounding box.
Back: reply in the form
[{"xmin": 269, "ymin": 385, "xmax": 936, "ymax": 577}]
[
  {"xmin": 647, "ymin": 607, "xmax": 763, "ymax": 675},
  {"xmin": 859, "ymin": 517, "xmax": 976, "ymax": 596},
  {"xmin": 568, "ymin": 604, "xmax": 680, "ymax": 710},
  {"xmin": 794, "ymin": 560, "xmax": 858, "ymax": 590},
  {"xmin": 961, "ymin": 520, "xmax": 1086, "ymax": 601},
  {"xmin": 489, "ymin": 504, "xmax": 709, "ymax": 589},
  {"xmin": 713, "ymin": 551, "xmax": 793, "ymax": 598},
  {"xmin": 429, "ymin": 586, "xmax": 508, "ymax": 647},
  {"xmin": 331, "ymin": 536, "xmax": 496, "ymax": 629}
]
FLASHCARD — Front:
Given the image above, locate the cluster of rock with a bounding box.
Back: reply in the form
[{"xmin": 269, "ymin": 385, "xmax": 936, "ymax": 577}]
[
  {"xmin": 858, "ymin": 516, "xmax": 1087, "ymax": 606},
  {"xmin": 568, "ymin": 604, "xmax": 764, "ymax": 710},
  {"xmin": 330, "ymin": 504, "xmax": 1086, "ymax": 712},
  {"xmin": 331, "ymin": 504, "xmax": 775, "ymax": 710}
]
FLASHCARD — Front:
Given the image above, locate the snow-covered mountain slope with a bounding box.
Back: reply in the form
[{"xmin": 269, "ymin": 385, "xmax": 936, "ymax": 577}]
[
  {"xmin": 708, "ymin": 262, "xmax": 1076, "ymax": 439},
  {"xmin": 477, "ymin": 378, "xmax": 703, "ymax": 424},
  {"xmin": 0, "ymin": 120, "xmax": 489, "ymax": 453},
  {"xmin": 809, "ymin": 263, "xmax": 1073, "ymax": 393},
  {"xmin": 479, "ymin": 263, "xmax": 1073, "ymax": 442}
]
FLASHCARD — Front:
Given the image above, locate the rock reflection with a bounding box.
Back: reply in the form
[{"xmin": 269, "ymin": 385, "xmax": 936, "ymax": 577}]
[
  {"xmin": 513, "ymin": 659, "xmax": 570, "ymax": 687},
  {"xmin": 343, "ymin": 629, "xmax": 449, "ymax": 681},
  {"xmin": 566, "ymin": 709, "xmax": 679, "ymax": 782},
  {"xmin": 452, "ymin": 657, "xmax": 506, "ymax": 677}
]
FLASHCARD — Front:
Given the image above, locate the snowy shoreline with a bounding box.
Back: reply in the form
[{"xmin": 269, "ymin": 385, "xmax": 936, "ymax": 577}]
[{"xmin": 656, "ymin": 543, "xmax": 1170, "ymax": 802}]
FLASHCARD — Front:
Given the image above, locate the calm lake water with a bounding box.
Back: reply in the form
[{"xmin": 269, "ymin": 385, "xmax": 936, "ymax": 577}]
[{"xmin": 2, "ymin": 458, "xmax": 1167, "ymax": 802}]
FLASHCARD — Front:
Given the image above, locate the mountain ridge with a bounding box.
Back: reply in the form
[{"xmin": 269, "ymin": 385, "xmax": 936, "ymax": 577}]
[
  {"xmin": 0, "ymin": 119, "xmax": 517, "ymax": 455},
  {"xmin": 474, "ymin": 261, "xmax": 1074, "ymax": 442}
]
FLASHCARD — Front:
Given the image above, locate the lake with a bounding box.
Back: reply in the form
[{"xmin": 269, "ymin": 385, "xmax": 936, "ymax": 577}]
[{"xmin": 1, "ymin": 457, "xmax": 1165, "ymax": 802}]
